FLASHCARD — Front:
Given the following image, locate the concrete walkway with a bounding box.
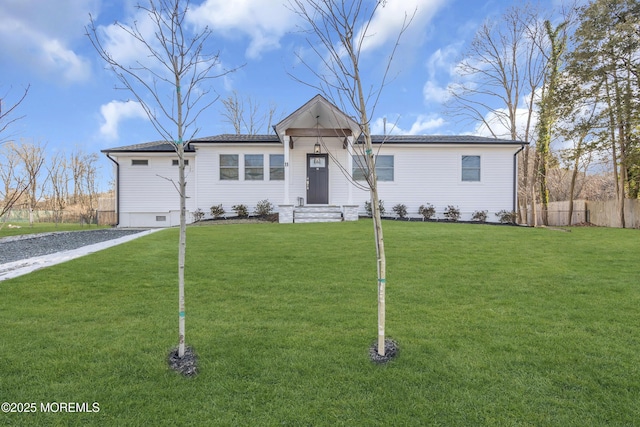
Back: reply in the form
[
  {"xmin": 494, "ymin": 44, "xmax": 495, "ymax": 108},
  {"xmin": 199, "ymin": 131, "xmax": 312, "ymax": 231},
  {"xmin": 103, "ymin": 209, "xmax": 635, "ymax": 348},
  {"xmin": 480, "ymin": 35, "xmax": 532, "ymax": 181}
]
[{"xmin": 0, "ymin": 229, "xmax": 163, "ymax": 282}]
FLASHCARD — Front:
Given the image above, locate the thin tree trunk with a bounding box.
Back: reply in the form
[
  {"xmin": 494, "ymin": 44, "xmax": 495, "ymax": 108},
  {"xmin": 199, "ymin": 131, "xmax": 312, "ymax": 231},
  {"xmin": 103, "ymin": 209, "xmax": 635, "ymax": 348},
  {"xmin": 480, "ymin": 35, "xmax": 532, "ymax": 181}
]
[
  {"xmin": 175, "ymin": 65, "xmax": 187, "ymax": 359},
  {"xmin": 519, "ymin": 147, "xmax": 530, "ymax": 224},
  {"xmin": 530, "ymin": 152, "xmax": 539, "ymax": 227},
  {"xmin": 371, "ymin": 185, "xmax": 386, "ymax": 356},
  {"xmin": 568, "ymin": 154, "xmax": 580, "ymax": 225}
]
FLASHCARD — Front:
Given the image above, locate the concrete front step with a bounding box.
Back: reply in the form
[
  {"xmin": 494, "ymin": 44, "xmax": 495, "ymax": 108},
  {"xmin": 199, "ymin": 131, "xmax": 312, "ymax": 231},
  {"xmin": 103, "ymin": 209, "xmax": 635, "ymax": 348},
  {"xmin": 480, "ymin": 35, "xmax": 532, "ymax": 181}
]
[
  {"xmin": 294, "ymin": 206, "xmax": 343, "ymax": 223},
  {"xmin": 294, "ymin": 217, "xmax": 343, "ymax": 223}
]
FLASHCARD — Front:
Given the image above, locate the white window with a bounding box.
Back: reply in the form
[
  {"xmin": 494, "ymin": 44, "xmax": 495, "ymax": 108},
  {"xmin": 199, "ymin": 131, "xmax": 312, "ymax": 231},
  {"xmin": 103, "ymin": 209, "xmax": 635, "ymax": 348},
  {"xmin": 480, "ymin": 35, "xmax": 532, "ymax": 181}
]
[
  {"xmin": 244, "ymin": 154, "xmax": 264, "ymax": 180},
  {"xmin": 172, "ymin": 159, "xmax": 189, "ymax": 166},
  {"xmin": 220, "ymin": 155, "xmax": 238, "ymax": 180},
  {"xmin": 462, "ymin": 155, "xmax": 481, "ymax": 181},
  {"xmin": 352, "ymin": 155, "xmax": 394, "ymax": 181},
  {"xmin": 270, "ymin": 154, "xmax": 284, "ymax": 181},
  {"xmin": 131, "ymin": 159, "xmax": 148, "ymax": 166}
]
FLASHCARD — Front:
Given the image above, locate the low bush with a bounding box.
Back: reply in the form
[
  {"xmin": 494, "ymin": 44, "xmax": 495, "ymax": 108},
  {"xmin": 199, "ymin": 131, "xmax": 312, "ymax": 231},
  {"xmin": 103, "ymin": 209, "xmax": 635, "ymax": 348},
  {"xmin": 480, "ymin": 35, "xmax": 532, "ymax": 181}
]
[
  {"xmin": 232, "ymin": 204, "xmax": 249, "ymax": 218},
  {"xmin": 495, "ymin": 210, "xmax": 517, "ymax": 224},
  {"xmin": 443, "ymin": 205, "xmax": 461, "ymax": 222},
  {"xmin": 471, "ymin": 210, "xmax": 488, "ymax": 222},
  {"xmin": 210, "ymin": 204, "xmax": 225, "ymax": 219},
  {"xmin": 418, "ymin": 204, "xmax": 436, "ymax": 220},
  {"xmin": 392, "ymin": 203, "xmax": 408, "ymax": 219},
  {"xmin": 254, "ymin": 200, "xmax": 274, "ymax": 218},
  {"xmin": 192, "ymin": 208, "xmax": 205, "ymax": 222},
  {"xmin": 364, "ymin": 200, "xmax": 385, "ymax": 217}
]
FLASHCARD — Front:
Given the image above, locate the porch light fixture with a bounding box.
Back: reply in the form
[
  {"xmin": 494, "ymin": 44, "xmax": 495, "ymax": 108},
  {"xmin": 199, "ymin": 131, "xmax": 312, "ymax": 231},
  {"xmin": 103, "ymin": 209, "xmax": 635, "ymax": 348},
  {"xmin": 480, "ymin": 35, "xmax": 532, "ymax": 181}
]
[{"xmin": 314, "ymin": 115, "xmax": 321, "ymax": 154}]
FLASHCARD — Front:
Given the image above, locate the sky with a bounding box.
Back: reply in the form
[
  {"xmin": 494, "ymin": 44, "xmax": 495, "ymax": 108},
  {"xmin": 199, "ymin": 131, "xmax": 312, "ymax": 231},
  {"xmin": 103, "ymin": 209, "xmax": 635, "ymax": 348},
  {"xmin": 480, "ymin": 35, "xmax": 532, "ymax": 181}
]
[{"xmin": 0, "ymin": 0, "xmax": 567, "ymax": 190}]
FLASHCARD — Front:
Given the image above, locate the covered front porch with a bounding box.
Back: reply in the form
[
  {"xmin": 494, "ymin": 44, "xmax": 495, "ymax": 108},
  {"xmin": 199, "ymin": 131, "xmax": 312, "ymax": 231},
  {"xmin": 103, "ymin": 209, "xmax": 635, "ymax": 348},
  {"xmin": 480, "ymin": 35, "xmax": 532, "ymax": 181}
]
[{"xmin": 273, "ymin": 95, "xmax": 365, "ymax": 223}]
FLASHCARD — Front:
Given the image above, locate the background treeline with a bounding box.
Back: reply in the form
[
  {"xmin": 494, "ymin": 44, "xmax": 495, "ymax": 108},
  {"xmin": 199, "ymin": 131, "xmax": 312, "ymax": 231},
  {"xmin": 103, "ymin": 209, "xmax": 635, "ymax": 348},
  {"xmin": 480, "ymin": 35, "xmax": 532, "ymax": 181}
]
[
  {"xmin": 448, "ymin": 0, "xmax": 639, "ymax": 227},
  {"xmin": 0, "ymin": 139, "xmax": 105, "ymax": 227}
]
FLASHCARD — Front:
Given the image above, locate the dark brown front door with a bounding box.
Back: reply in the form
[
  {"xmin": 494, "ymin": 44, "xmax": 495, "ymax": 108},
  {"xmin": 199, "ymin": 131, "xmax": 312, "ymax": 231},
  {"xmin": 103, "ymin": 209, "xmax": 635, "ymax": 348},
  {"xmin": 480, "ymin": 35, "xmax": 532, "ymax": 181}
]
[{"xmin": 307, "ymin": 154, "xmax": 329, "ymax": 204}]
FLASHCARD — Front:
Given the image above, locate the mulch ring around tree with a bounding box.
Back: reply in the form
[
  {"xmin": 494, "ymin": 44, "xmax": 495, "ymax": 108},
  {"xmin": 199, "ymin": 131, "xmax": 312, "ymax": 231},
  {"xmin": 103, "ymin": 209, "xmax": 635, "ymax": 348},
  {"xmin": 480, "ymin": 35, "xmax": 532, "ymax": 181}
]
[
  {"xmin": 369, "ymin": 338, "xmax": 399, "ymax": 364},
  {"xmin": 168, "ymin": 346, "xmax": 198, "ymax": 377}
]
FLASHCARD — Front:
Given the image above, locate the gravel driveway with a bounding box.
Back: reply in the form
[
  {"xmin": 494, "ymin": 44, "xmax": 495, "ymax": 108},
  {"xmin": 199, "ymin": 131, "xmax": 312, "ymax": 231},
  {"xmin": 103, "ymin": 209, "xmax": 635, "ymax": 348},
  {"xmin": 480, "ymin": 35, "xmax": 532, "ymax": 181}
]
[{"xmin": 0, "ymin": 229, "xmax": 149, "ymax": 264}]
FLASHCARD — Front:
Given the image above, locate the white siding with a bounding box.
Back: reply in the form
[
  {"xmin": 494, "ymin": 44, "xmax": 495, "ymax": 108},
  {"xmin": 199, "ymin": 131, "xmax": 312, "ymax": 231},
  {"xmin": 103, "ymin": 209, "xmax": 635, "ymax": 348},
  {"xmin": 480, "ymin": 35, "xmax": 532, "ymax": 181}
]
[
  {"xmin": 112, "ymin": 141, "xmax": 520, "ymax": 226},
  {"xmin": 350, "ymin": 145, "xmax": 517, "ymax": 220},
  {"xmin": 114, "ymin": 153, "xmax": 197, "ymax": 227},
  {"xmin": 193, "ymin": 143, "xmax": 285, "ymax": 217}
]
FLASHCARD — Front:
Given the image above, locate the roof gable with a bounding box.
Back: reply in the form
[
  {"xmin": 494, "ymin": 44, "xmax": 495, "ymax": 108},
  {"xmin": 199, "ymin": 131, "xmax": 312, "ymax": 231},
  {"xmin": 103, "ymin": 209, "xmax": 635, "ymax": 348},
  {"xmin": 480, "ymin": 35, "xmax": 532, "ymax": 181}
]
[{"xmin": 274, "ymin": 94, "xmax": 360, "ymax": 139}]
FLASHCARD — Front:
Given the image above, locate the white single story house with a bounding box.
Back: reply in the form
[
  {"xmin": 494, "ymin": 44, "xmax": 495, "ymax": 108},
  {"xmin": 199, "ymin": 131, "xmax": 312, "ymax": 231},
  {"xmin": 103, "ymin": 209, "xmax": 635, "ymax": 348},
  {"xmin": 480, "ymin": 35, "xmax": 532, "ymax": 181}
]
[{"xmin": 102, "ymin": 95, "xmax": 526, "ymax": 227}]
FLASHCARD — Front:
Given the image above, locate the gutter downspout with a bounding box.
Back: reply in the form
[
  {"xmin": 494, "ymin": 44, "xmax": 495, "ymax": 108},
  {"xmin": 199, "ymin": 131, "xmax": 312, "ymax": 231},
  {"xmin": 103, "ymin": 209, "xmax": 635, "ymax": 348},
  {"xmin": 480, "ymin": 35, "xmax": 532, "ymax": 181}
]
[
  {"xmin": 106, "ymin": 153, "xmax": 120, "ymax": 227},
  {"xmin": 513, "ymin": 144, "xmax": 525, "ymax": 214}
]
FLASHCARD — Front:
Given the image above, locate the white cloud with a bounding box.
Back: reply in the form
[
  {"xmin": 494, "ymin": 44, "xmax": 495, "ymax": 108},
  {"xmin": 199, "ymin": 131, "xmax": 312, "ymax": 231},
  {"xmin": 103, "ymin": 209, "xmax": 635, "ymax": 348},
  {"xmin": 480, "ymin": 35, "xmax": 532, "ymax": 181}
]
[
  {"xmin": 406, "ymin": 115, "xmax": 446, "ymax": 134},
  {"xmin": 358, "ymin": 0, "xmax": 448, "ymax": 53},
  {"xmin": 472, "ymin": 107, "xmax": 538, "ymax": 141},
  {"xmin": 99, "ymin": 100, "xmax": 147, "ymax": 140},
  {"xmin": 371, "ymin": 114, "xmax": 445, "ymax": 135},
  {"xmin": 0, "ymin": 0, "xmax": 96, "ymax": 84},
  {"xmin": 96, "ymin": 9, "xmax": 162, "ymax": 70},
  {"xmin": 423, "ymin": 81, "xmax": 450, "ymax": 103},
  {"xmin": 421, "ymin": 43, "xmax": 464, "ymax": 104},
  {"xmin": 188, "ymin": 0, "xmax": 299, "ymax": 59}
]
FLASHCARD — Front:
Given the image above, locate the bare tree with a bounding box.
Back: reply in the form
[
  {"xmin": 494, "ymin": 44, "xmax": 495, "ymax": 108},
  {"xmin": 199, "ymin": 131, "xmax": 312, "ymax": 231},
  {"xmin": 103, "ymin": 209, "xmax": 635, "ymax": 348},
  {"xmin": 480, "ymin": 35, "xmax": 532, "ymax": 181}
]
[
  {"xmin": 87, "ymin": 0, "xmax": 237, "ymax": 363},
  {"xmin": 0, "ymin": 85, "xmax": 30, "ymax": 145},
  {"xmin": 44, "ymin": 151, "xmax": 71, "ymax": 225},
  {"xmin": 289, "ymin": 0, "xmax": 413, "ymax": 358},
  {"xmin": 220, "ymin": 91, "xmax": 280, "ymax": 135},
  {"xmin": 70, "ymin": 148, "xmax": 86, "ymax": 205},
  {"xmin": 0, "ymin": 86, "xmax": 30, "ymax": 224},
  {"xmin": 14, "ymin": 139, "xmax": 46, "ymax": 227},
  {"xmin": 79, "ymin": 152, "xmax": 99, "ymax": 225},
  {"xmin": 0, "ymin": 142, "xmax": 30, "ymax": 226},
  {"xmin": 447, "ymin": 4, "xmax": 549, "ymax": 224}
]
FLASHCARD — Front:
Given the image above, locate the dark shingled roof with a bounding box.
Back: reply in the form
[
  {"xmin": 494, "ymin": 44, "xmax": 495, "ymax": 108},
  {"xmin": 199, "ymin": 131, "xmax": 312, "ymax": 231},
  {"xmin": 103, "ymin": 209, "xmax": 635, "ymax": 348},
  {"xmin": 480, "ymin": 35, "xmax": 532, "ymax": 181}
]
[
  {"xmin": 191, "ymin": 134, "xmax": 281, "ymax": 143},
  {"xmin": 101, "ymin": 140, "xmax": 195, "ymax": 153},
  {"xmin": 102, "ymin": 133, "xmax": 525, "ymax": 153},
  {"xmin": 367, "ymin": 135, "xmax": 523, "ymax": 144}
]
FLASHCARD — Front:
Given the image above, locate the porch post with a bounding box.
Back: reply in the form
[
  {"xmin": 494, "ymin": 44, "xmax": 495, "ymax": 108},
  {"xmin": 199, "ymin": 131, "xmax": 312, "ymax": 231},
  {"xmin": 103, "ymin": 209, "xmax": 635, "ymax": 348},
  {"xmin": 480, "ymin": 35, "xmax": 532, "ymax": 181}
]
[
  {"xmin": 284, "ymin": 135, "xmax": 291, "ymax": 205},
  {"xmin": 347, "ymin": 135, "xmax": 354, "ymax": 205}
]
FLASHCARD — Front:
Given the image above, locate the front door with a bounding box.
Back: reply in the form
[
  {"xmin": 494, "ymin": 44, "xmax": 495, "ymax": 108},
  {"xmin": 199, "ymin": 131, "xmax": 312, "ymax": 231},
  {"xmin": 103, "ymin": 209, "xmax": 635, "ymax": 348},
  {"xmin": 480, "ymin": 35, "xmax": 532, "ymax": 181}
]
[{"xmin": 307, "ymin": 154, "xmax": 329, "ymax": 204}]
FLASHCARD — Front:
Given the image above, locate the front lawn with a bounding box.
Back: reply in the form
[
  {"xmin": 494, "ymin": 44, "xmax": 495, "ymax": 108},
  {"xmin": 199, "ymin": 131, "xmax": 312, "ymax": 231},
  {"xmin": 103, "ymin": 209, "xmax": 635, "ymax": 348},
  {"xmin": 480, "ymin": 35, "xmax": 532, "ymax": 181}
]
[{"xmin": 0, "ymin": 221, "xmax": 638, "ymax": 425}]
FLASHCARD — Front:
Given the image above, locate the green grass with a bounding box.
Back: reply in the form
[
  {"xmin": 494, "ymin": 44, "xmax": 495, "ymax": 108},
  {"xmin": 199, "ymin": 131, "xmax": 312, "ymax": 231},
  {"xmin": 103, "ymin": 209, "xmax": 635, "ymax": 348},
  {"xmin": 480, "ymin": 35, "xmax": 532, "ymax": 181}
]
[
  {"xmin": 0, "ymin": 222, "xmax": 107, "ymax": 238},
  {"xmin": 1, "ymin": 221, "xmax": 639, "ymax": 425}
]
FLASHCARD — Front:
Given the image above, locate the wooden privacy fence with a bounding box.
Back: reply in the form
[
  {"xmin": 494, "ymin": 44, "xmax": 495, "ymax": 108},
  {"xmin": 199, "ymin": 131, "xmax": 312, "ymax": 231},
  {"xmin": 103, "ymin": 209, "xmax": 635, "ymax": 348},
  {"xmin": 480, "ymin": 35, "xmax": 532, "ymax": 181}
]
[
  {"xmin": 97, "ymin": 197, "xmax": 116, "ymax": 226},
  {"xmin": 528, "ymin": 199, "xmax": 640, "ymax": 228}
]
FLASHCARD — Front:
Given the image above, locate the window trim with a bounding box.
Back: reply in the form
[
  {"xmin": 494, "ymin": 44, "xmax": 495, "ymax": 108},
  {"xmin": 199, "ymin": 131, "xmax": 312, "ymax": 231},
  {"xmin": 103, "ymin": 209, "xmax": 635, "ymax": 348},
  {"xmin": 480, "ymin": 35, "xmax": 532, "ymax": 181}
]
[
  {"xmin": 352, "ymin": 155, "xmax": 394, "ymax": 182},
  {"xmin": 220, "ymin": 154, "xmax": 239, "ymax": 181},
  {"xmin": 131, "ymin": 159, "xmax": 148, "ymax": 166},
  {"xmin": 461, "ymin": 155, "xmax": 481, "ymax": 182},
  {"xmin": 269, "ymin": 154, "xmax": 285, "ymax": 181},
  {"xmin": 244, "ymin": 154, "xmax": 264, "ymax": 181}
]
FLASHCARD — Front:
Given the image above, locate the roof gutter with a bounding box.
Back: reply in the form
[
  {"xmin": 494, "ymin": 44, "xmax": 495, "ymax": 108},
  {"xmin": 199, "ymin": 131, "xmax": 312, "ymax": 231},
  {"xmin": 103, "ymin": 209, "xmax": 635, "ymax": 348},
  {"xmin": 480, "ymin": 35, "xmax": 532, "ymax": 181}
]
[
  {"xmin": 513, "ymin": 144, "xmax": 526, "ymax": 213},
  {"xmin": 106, "ymin": 153, "xmax": 120, "ymax": 227}
]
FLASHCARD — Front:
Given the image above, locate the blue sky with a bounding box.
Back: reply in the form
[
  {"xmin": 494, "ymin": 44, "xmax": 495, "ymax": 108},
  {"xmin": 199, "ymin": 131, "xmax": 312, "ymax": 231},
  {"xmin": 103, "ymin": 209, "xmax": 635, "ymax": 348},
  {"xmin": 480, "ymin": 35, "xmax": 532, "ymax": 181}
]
[{"xmin": 1, "ymin": 0, "xmax": 565, "ymax": 190}]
